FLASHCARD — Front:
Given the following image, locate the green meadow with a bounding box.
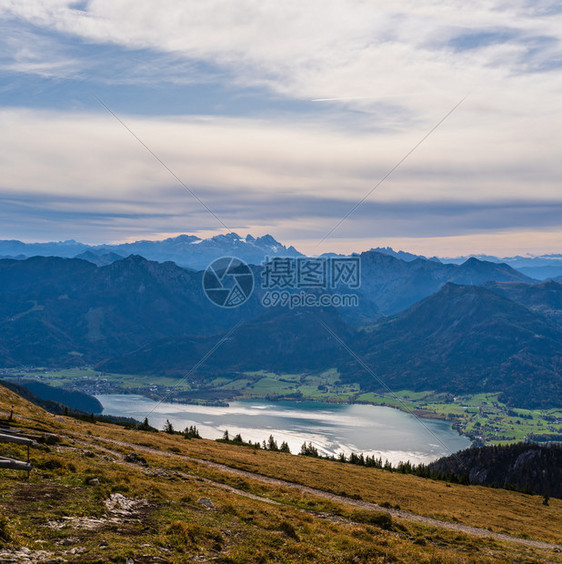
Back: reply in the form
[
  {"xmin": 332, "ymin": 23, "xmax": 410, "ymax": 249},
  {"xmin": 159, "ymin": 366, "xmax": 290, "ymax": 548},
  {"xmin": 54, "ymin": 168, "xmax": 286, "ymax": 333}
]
[{"xmin": 1, "ymin": 367, "xmax": 560, "ymax": 445}]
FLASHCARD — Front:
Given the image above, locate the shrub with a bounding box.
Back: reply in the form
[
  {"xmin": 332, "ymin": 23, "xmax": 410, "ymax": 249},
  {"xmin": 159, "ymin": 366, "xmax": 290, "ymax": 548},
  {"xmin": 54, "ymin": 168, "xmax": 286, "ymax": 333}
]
[
  {"xmin": 36, "ymin": 458, "xmax": 64, "ymax": 471},
  {"xmin": 165, "ymin": 520, "xmax": 223, "ymax": 548},
  {"xmin": 350, "ymin": 510, "xmax": 393, "ymax": 530},
  {"xmin": 279, "ymin": 520, "xmax": 299, "ymax": 541},
  {"xmin": 166, "ymin": 520, "xmax": 199, "ymax": 544}
]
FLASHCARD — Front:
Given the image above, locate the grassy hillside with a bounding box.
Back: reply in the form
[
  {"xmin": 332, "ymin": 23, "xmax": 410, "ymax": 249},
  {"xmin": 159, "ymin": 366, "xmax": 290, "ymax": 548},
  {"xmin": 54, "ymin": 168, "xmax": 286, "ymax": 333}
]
[{"xmin": 0, "ymin": 385, "xmax": 561, "ymax": 562}]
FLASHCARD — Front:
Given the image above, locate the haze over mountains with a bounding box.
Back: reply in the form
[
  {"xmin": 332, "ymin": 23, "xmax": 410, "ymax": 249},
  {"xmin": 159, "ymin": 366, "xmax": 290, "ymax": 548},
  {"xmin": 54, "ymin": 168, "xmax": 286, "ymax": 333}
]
[
  {"xmin": 1, "ymin": 233, "xmax": 562, "ymax": 279},
  {"xmin": 443, "ymin": 253, "xmax": 562, "ymax": 281},
  {"xmin": 0, "ymin": 233, "xmax": 302, "ymax": 271},
  {"xmin": 0, "ymin": 242, "xmax": 560, "ymax": 408},
  {"xmin": 0, "ymin": 255, "xmax": 260, "ymax": 366},
  {"xmin": 99, "ymin": 280, "xmax": 562, "ymax": 408},
  {"xmin": 356, "ymin": 252, "xmax": 532, "ymax": 315}
]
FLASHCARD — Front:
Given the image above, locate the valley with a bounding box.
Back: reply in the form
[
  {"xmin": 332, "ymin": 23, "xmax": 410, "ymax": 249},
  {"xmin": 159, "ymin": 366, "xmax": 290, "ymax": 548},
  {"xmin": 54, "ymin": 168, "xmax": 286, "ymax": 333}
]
[
  {"xmin": 3, "ymin": 0, "xmax": 562, "ymax": 557},
  {"xmin": 3, "ymin": 367, "xmax": 561, "ymax": 447}
]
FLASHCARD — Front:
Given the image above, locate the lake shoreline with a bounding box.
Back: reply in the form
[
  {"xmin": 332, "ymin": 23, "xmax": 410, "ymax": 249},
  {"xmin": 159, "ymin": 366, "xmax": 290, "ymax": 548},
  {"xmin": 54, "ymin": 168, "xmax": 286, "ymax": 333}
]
[
  {"xmin": 129, "ymin": 390, "xmax": 459, "ymax": 424},
  {"xmin": 99, "ymin": 388, "xmax": 471, "ymax": 443},
  {"xmin": 10, "ymin": 367, "xmax": 558, "ymax": 445},
  {"xmin": 95, "ymin": 393, "xmax": 472, "ymax": 465}
]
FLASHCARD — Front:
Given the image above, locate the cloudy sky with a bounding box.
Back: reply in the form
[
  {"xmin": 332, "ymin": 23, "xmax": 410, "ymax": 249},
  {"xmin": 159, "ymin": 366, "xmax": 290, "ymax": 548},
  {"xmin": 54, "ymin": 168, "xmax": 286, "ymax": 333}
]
[{"xmin": 0, "ymin": 1, "xmax": 561, "ymax": 256}]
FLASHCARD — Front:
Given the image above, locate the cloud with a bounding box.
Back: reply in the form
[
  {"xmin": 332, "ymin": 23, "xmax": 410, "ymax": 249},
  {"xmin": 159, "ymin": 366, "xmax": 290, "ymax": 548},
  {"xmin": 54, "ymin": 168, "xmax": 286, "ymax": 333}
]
[
  {"xmin": 2, "ymin": 3, "xmax": 561, "ymax": 143},
  {"xmin": 0, "ymin": 2, "xmax": 561, "ymax": 254},
  {"xmin": 2, "ymin": 184, "xmax": 561, "ymax": 255},
  {"xmin": 1, "ymin": 107, "xmax": 560, "ymax": 200},
  {"xmin": 2, "ymin": 2, "xmax": 562, "ymax": 99}
]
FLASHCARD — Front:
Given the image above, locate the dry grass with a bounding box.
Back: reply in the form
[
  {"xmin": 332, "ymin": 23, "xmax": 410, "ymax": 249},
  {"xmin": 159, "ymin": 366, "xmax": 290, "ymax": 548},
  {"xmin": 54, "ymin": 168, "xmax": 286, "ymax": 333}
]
[
  {"xmin": 1, "ymin": 386, "xmax": 561, "ymax": 563},
  {"xmin": 76, "ymin": 415, "xmax": 562, "ymax": 544}
]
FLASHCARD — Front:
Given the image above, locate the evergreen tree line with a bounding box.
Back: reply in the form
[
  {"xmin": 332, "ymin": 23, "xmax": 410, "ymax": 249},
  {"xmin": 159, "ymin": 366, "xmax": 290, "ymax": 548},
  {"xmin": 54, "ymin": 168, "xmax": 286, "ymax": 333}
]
[
  {"xmin": 299, "ymin": 441, "xmax": 561, "ymax": 499},
  {"xmin": 150, "ymin": 418, "xmax": 560, "ymax": 499},
  {"xmin": 218, "ymin": 430, "xmax": 291, "ymax": 453},
  {"xmin": 162, "ymin": 419, "xmax": 201, "ymax": 439}
]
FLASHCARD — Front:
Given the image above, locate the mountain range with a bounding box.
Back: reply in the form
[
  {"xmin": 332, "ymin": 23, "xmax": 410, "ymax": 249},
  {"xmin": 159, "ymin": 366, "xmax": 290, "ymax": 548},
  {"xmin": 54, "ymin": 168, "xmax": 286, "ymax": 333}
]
[
  {"xmin": 99, "ymin": 280, "xmax": 562, "ymax": 408},
  {"xmin": 443, "ymin": 253, "xmax": 562, "ymax": 280},
  {"xmin": 0, "ymin": 250, "xmax": 559, "ymax": 407},
  {"xmin": 0, "ymin": 233, "xmax": 302, "ymax": 271},
  {"xmin": 346, "ymin": 283, "xmax": 562, "ymax": 408},
  {"xmin": 356, "ymin": 253, "xmax": 532, "ymax": 315},
  {"xmin": 0, "ymin": 255, "xmax": 260, "ymax": 366},
  {"xmin": 2, "ymin": 233, "xmax": 562, "ymax": 279}
]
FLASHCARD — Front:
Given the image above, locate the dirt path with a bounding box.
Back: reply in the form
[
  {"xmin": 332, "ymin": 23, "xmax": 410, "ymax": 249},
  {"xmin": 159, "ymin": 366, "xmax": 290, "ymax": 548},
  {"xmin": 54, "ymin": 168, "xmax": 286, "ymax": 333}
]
[
  {"xmin": 69, "ymin": 436, "xmax": 281, "ymax": 507},
  {"xmin": 71, "ymin": 433, "xmax": 562, "ymax": 552}
]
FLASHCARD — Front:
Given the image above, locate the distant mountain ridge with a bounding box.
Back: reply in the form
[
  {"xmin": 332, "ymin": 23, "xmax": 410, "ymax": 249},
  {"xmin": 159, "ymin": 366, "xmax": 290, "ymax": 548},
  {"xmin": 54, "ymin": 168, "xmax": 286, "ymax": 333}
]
[
  {"xmin": 358, "ymin": 252, "xmax": 534, "ymax": 315},
  {"xmin": 0, "ymin": 233, "xmax": 302, "ymax": 270},
  {"xmin": 442, "ymin": 253, "xmax": 562, "ymax": 280},
  {"xmin": 368, "ymin": 247, "xmax": 442, "ymax": 263},
  {"xmin": 2, "ymin": 234, "xmax": 560, "ymax": 279},
  {"xmin": 0, "ymin": 250, "xmax": 534, "ymax": 366}
]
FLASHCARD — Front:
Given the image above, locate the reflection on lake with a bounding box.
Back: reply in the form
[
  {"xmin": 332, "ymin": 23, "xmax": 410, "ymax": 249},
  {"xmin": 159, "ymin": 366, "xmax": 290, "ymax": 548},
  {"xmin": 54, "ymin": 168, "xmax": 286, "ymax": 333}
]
[{"xmin": 97, "ymin": 394, "xmax": 471, "ymax": 465}]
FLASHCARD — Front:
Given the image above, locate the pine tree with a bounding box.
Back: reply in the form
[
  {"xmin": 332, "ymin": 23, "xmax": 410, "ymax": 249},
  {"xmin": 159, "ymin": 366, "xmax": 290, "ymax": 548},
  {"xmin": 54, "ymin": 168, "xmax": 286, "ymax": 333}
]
[
  {"xmin": 300, "ymin": 442, "xmax": 319, "ymax": 457},
  {"xmin": 183, "ymin": 425, "xmax": 201, "ymax": 439},
  {"xmin": 267, "ymin": 435, "xmax": 279, "ymax": 451}
]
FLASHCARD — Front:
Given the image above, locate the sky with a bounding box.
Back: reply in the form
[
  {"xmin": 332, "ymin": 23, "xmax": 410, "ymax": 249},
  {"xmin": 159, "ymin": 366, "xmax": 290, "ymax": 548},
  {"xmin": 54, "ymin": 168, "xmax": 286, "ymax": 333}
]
[{"xmin": 0, "ymin": 1, "xmax": 561, "ymax": 257}]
